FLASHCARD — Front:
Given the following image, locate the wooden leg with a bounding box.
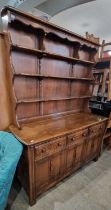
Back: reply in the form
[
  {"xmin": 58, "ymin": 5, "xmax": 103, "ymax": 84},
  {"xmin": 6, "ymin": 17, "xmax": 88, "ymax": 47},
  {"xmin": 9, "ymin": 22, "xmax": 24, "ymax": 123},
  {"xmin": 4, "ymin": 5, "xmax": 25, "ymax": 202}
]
[
  {"xmin": 5, "ymin": 204, "xmax": 11, "ymax": 210},
  {"xmin": 93, "ymin": 156, "xmax": 99, "ymax": 162},
  {"xmin": 29, "ymin": 196, "xmax": 36, "ymax": 206},
  {"xmin": 28, "ymin": 147, "xmax": 36, "ymax": 206}
]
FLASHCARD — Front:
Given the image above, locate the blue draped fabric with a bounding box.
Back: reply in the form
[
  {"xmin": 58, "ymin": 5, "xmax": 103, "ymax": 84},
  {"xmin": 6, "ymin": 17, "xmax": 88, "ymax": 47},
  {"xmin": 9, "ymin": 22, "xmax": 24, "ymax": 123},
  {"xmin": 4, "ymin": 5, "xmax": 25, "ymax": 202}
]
[{"xmin": 0, "ymin": 131, "xmax": 23, "ymax": 210}]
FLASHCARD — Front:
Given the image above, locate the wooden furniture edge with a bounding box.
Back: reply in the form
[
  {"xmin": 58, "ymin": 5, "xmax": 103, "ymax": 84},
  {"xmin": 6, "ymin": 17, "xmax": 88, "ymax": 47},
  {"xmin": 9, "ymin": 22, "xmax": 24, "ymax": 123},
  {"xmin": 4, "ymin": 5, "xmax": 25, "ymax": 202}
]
[{"xmin": 1, "ymin": 6, "xmax": 100, "ymax": 47}]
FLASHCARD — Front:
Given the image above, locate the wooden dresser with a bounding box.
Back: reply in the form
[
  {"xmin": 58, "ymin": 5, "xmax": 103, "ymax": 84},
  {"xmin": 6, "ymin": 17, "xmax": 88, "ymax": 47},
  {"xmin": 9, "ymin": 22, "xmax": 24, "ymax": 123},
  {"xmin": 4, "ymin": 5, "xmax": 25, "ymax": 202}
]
[{"xmin": 1, "ymin": 6, "xmax": 107, "ymax": 205}]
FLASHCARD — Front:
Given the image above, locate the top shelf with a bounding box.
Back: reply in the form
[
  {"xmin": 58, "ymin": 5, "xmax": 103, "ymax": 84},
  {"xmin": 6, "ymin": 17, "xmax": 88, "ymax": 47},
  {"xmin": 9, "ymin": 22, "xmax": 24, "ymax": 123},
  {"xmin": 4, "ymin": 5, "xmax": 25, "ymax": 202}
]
[
  {"xmin": 1, "ymin": 6, "xmax": 100, "ymax": 47},
  {"xmin": 11, "ymin": 44, "xmax": 95, "ymax": 66}
]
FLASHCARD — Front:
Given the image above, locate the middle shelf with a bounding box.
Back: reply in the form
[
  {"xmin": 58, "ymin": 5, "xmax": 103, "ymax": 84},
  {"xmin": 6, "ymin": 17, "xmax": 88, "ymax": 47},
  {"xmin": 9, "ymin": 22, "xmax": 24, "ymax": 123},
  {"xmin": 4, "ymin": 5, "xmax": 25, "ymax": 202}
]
[
  {"xmin": 14, "ymin": 73, "xmax": 94, "ymax": 82},
  {"xmin": 11, "ymin": 44, "xmax": 95, "ymax": 66}
]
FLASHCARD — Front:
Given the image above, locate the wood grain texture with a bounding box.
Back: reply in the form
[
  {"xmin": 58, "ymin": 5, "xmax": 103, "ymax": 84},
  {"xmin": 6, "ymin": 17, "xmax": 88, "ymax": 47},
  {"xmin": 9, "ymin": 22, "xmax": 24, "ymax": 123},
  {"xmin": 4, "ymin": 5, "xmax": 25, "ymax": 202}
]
[
  {"xmin": 0, "ymin": 33, "xmax": 14, "ymax": 130},
  {"xmin": 10, "ymin": 112, "xmax": 107, "ymax": 145},
  {"xmin": 1, "ymin": 6, "xmax": 107, "ymax": 206}
]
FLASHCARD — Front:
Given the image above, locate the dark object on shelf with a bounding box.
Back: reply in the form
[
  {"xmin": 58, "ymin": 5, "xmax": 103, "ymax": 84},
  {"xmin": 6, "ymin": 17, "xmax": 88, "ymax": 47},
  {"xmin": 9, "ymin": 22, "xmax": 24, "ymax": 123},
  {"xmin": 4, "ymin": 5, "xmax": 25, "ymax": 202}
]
[
  {"xmin": 102, "ymin": 100, "xmax": 111, "ymax": 111},
  {"xmin": 89, "ymin": 98, "xmax": 111, "ymax": 117},
  {"xmin": 94, "ymin": 60, "xmax": 110, "ymax": 69}
]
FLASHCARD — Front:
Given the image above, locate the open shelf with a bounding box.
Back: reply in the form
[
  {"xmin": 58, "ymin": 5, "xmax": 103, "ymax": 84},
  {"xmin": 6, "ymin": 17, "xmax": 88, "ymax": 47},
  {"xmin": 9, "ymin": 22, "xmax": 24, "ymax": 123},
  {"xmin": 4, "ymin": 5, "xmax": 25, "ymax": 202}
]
[
  {"xmin": 17, "ymin": 96, "xmax": 92, "ymax": 104},
  {"xmin": 14, "ymin": 73, "xmax": 94, "ymax": 81},
  {"xmin": 3, "ymin": 6, "xmax": 98, "ymax": 127},
  {"xmin": 11, "ymin": 44, "xmax": 95, "ymax": 66}
]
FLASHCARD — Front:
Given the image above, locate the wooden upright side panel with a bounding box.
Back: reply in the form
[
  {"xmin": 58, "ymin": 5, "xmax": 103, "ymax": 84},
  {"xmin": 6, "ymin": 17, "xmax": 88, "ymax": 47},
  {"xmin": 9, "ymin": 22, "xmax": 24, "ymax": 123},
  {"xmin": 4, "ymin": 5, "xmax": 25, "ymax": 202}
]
[{"xmin": 0, "ymin": 33, "xmax": 13, "ymax": 130}]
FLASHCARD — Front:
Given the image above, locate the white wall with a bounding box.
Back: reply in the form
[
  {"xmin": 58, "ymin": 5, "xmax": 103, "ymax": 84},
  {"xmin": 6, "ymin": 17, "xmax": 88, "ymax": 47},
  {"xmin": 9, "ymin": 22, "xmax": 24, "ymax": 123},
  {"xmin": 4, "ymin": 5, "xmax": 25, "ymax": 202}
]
[{"xmin": 50, "ymin": 0, "xmax": 111, "ymax": 43}]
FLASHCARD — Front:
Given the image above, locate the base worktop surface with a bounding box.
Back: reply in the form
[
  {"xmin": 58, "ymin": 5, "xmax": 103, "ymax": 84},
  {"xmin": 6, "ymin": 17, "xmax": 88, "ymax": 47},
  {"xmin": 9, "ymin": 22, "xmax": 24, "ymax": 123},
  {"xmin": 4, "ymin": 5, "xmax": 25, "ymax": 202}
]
[{"xmin": 10, "ymin": 112, "xmax": 107, "ymax": 145}]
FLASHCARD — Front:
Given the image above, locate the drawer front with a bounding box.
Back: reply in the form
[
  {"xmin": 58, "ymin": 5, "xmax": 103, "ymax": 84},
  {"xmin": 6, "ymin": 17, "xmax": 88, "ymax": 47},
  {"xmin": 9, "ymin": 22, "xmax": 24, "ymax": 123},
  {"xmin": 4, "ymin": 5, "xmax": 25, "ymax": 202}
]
[
  {"xmin": 51, "ymin": 137, "xmax": 66, "ymax": 154},
  {"xmin": 67, "ymin": 128, "xmax": 88, "ymax": 146},
  {"xmin": 35, "ymin": 136, "xmax": 66, "ymax": 160},
  {"xmin": 89, "ymin": 123, "xmax": 105, "ymax": 137},
  {"xmin": 35, "ymin": 143, "xmax": 51, "ymax": 160}
]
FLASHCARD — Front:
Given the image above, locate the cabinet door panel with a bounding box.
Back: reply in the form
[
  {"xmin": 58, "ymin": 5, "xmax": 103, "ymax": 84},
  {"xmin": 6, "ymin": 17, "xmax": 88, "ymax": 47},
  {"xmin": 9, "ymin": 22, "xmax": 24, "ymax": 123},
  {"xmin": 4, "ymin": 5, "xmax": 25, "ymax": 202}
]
[
  {"xmin": 66, "ymin": 147, "xmax": 75, "ymax": 170},
  {"xmin": 60, "ymin": 151, "xmax": 66, "ymax": 175},
  {"xmin": 93, "ymin": 137, "xmax": 101, "ymax": 155},
  {"xmin": 50, "ymin": 155, "xmax": 60, "ymax": 178},
  {"xmin": 85, "ymin": 138, "xmax": 94, "ymax": 160},
  {"xmin": 85, "ymin": 136, "xmax": 102, "ymax": 162},
  {"xmin": 75, "ymin": 143, "xmax": 84, "ymax": 163},
  {"xmin": 36, "ymin": 159, "xmax": 49, "ymax": 192},
  {"xmin": 50, "ymin": 151, "xmax": 65, "ymax": 179}
]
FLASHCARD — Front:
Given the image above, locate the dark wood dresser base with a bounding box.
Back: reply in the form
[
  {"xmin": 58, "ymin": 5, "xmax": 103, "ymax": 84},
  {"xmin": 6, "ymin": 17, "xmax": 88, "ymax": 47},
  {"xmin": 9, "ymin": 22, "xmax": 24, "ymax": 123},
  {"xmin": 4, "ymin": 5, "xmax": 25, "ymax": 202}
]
[{"xmin": 10, "ymin": 113, "xmax": 107, "ymax": 205}]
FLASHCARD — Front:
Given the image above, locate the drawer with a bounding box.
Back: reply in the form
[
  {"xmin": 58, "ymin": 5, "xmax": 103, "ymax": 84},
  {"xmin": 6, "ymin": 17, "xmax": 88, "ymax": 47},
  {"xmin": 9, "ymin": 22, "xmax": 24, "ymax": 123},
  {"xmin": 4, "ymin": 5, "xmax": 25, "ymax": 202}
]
[
  {"xmin": 89, "ymin": 123, "xmax": 105, "ymax": 137},
  {"xmin": 35, "ymin": 143, "xmax": 51, "ymax": 160},
  {"xmin": 67, "ymin": 129, "xmax": 88, "ymax": 146},
  {"xmin": 51, "ymin": 137, "xmax": 66, "ymax": 153},
  {"xmin": 35, "ymin": 136, "xmax": 66, "ymax": 160}
]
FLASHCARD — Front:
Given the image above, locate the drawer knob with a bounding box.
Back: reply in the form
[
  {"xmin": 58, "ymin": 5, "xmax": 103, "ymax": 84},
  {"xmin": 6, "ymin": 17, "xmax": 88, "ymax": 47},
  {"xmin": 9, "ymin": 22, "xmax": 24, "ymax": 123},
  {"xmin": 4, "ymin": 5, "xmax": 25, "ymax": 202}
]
[
  {"xmin": 82, "ymin": 132, "xmax": 87, "ymax": 137},
  {"xmin": 71, "ymin": 137, "xmax": 75, "ymax": 141},
  {"xmin": 41, "ymin": 148, "xmax": 46, "ymax": 153},
  {"xmin": 57, "ymin": 142, "xmax": 63, "ymax": 147}
]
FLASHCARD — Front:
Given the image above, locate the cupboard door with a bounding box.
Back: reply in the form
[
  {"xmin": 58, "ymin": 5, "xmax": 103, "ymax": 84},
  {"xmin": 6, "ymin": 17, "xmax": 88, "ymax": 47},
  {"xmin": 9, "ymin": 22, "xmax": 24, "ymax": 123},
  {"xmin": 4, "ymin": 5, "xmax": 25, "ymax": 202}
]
[
  {"xmin": 75, "ymin": 142, "xmax": 85, "ymax": 164},
  {"xmin": 60, "ymin": 151, "xmax": 66, "ymax": 175},
  {"xmin": 85, "ymin": 138, "xmax": 94, "ymax": 160},
  {"xmin": 85, "ymin": 136, "xmax": 102, "ymax": 162},
  {"xmin": 50, "ymin": 151, "xmax": 65, "ymax": 179},
  {"xmin": 92, "ymin": 137, "xmax": 101, "ymax": 155},
  {"xmin": 66, "ymin": 142, "xmax": 84, "ymax": 171},
  {"xmin": 66, "ymin": 147, "xmax": 75, "ymax": 170},
  {"xmin": 36, "ymin": 159, "xmax": 49, "ymax": 194}
]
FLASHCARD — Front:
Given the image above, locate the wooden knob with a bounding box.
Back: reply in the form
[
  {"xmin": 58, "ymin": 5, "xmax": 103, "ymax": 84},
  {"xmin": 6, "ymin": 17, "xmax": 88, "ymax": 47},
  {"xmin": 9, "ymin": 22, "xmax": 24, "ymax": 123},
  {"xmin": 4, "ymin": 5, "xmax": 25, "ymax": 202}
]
[
  {"xmin": 71, "ymin": 137, "xmax": 75, "ymax": 141},
  {"xmin": 82, "ymin": 132, "xmax": 87, "ymax": 137},
  {"xmin": 42, "ymin": 148, "xmax": 46, "ymax": 153},
  {"xmin": 58, "ymin": 142, "xmax": 62, "ymax": 146}
]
